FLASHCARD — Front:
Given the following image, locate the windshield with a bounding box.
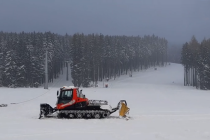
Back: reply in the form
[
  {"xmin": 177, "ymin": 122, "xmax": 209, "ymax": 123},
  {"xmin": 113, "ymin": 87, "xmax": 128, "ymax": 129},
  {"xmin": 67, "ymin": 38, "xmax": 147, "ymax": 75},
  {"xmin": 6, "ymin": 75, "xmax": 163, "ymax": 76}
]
[{"xmin": 60, "ymin": 90, "xmax": 73, "ymax": 99}]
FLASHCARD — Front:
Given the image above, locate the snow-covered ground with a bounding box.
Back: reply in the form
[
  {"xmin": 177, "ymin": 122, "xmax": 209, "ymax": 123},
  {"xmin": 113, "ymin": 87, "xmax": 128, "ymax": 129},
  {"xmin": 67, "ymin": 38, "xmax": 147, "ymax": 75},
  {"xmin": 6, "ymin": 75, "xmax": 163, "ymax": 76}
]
[{"xmin": 1, "ymin": 63, "xmax": 210, "ymax": 140}]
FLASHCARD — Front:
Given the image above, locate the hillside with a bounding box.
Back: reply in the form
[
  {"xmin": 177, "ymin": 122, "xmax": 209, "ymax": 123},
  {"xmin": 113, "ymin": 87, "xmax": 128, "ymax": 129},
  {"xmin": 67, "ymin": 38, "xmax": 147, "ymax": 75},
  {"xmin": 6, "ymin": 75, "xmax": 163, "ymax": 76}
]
[{"xmin": 1, "ymin": 63, "xmax": 210, "ymax": 140}]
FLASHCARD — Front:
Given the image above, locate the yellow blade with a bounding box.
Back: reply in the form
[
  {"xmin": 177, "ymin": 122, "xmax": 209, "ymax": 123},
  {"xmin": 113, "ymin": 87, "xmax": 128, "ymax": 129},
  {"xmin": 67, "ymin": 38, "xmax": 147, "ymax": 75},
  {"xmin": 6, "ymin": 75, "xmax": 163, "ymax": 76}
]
[{"xmin": 119, "ymin": 102, "xmax": 130, "ymax": 117}]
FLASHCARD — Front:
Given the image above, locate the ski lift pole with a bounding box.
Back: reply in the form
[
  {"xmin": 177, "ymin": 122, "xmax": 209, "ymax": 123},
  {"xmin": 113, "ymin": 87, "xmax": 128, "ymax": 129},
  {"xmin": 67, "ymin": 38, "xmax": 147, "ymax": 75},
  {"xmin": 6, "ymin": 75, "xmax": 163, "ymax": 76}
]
[{"xmin": 44, "ymin": 49, "xmax": 48, "ymax": 89}]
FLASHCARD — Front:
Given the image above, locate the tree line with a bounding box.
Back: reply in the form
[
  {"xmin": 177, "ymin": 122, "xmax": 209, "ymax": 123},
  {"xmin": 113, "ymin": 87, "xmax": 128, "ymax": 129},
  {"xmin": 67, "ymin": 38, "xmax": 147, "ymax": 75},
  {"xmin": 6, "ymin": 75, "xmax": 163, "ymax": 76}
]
[
  {"xmin": 70, "ymin": 33, "xmax": 168, "ymax": 87},
  {"xmin": 0, "ymin": 31, "xmax": 67, "ymax": 87},
  {"xmin": 181, "ymin": 36, "xmax": 210, "ymax": 90},
  {"xmin": 0, "ymin": 31, "xmax": 168, "ymax": 87}
]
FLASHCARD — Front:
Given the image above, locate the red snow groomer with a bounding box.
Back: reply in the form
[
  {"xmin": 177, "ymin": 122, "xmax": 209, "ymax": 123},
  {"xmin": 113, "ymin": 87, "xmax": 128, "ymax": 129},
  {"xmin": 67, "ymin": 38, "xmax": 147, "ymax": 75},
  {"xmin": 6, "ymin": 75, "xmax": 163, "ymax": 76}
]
[{"xmin": 39, "ymin": 86, "xmax": 130, "ymax": 119}]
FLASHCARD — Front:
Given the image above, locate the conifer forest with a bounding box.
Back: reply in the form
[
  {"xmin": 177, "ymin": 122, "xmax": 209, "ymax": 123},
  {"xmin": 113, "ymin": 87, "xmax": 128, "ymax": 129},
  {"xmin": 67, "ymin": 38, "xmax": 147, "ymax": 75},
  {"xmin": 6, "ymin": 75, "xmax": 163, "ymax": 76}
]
[
  {"xmin": 0, "ymin": 32, "xmax": 168, "ymax": 87},
  {"xmin": 181, "ymin": 36, "xmax": 210, "ymax": 90}
]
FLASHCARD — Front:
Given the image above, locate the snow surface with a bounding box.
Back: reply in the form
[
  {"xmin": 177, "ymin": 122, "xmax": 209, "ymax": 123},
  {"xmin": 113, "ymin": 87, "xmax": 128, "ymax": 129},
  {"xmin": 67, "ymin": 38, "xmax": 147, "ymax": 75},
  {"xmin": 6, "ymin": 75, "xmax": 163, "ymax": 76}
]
[{"xmin": 1, "ymin": 63, "xmax": 210, "ymax": 140}]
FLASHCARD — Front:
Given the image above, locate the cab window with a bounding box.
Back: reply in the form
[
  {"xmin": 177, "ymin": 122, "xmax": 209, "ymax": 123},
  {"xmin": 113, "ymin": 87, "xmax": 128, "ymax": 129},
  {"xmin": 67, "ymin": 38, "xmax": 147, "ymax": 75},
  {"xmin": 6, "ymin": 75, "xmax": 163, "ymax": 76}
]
[
  {"xmin": 61, "ymin": 90, "xmax": 73, "ymax": 98},
  {"xmin": 77, "ymin": 89, "xmax": 80, "ymax": 97}
]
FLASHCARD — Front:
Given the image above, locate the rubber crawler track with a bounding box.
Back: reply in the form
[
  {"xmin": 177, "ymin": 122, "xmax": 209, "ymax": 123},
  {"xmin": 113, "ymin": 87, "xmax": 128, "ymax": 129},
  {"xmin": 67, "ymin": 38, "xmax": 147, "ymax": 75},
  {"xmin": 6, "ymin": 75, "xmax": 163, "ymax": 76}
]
[{"xmin": 58, "ymin": 110, "xmax": 111, "ymax": 119}]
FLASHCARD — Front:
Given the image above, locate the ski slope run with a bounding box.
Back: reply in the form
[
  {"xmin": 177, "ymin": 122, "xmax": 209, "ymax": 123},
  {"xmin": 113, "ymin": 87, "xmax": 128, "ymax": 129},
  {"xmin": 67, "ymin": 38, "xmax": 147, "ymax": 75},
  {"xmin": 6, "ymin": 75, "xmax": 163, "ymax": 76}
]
[{"xmin": 1, "ymin": 63, "xmax": 210, "ymax": 140}]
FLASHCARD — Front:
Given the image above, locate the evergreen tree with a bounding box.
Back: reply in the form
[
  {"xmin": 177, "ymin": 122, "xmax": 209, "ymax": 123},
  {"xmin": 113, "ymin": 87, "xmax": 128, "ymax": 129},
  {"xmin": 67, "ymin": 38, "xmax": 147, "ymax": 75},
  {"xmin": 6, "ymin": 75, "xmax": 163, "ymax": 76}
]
[
  {"xmin": 3, "ymin": 50, "xmax": 19, "ymax": 87},
  {"xmin": 181, "ymin": 36, "xmax": 210, "ymax": 90}
]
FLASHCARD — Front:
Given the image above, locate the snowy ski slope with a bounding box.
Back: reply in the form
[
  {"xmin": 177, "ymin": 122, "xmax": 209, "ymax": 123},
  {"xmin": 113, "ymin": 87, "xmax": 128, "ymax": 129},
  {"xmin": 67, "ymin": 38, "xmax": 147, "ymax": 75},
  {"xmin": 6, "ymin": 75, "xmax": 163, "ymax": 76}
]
[{"xmin": 1, "ymin": 63, "xmax": 210, "ymax": 140}]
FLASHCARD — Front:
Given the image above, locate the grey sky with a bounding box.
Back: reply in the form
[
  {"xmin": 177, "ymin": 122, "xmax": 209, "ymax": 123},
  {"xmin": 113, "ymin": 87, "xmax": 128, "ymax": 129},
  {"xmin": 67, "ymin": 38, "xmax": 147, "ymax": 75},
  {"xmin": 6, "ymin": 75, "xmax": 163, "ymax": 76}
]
[{"xmin": 0, "ymin": 0, "xmax": 210, "ymax": 44}]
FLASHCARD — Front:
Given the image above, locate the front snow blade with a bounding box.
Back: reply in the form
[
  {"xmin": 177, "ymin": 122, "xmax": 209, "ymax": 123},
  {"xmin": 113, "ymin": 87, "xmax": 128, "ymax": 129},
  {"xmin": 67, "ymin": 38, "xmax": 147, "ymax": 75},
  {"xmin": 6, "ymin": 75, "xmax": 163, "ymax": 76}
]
[{"xmin": 39, "ymin": 103, "xmax": 56, "ymax": 119}]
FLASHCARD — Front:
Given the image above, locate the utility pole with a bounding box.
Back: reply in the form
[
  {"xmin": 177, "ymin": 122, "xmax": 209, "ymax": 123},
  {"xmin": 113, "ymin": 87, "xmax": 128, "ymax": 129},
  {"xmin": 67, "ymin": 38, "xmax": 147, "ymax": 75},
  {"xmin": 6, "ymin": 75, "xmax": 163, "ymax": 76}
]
[
  {"xmin": 44, "ymin": 49, "xmax": 48, "ymax": 89},
  {"xmin": 66, "ymin": 61, "xmax": 69, "ymax": 81}
]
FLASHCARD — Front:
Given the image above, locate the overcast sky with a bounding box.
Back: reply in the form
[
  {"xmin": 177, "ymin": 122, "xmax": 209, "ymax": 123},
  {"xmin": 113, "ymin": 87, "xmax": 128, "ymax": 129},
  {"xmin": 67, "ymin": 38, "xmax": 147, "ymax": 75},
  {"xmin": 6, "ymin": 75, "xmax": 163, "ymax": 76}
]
[{"xmin": 0, "ymin": 0, "xmax": 210, "ymax": 44}]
